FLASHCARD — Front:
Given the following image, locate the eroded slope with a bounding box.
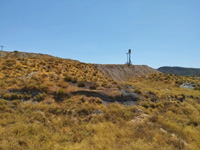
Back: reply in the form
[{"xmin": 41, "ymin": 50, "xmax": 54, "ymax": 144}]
[{"xmin": 95, "ymin": 64, "xmax": 160, "ymax": 81}]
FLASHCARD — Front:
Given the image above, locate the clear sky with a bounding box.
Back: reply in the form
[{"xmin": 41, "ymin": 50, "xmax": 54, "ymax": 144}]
[{"xmin": 0, "ymin": 0, "xmax": 200, "ymax": 69}]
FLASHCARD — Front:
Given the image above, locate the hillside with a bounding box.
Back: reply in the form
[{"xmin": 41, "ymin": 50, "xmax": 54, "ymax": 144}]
[
  {"xmin": 158, "ymin": 66, "xmax": 200, "ymax": 77},
  {"xmin": 0, "ymin": 50, "xmax": 53, "ymax": 59},
  {"xmin": 0, "ymin": 50, "xmax": 200, "ymax": 150},
  {"xmin": 0, "ymin": 50, "xmax": 159, "ymax": 105}
]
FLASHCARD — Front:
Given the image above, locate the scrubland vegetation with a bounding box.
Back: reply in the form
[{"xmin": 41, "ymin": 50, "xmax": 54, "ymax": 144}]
[{"xmin": 0, "ymin": 53, "xmax": 200, "ymax": 150}]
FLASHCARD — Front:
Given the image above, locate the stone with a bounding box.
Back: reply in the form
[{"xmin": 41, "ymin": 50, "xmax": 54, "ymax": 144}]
[
  {"xmin": 135, "ymin": 108, "xmax": 143, "ymax": 113},
  {"xmin": 92, "ymin": 109, "xmax": 103, "ymax": 115}
]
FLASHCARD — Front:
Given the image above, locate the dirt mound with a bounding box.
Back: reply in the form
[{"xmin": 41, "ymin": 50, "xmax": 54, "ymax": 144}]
[{"xmin": 95, "ymin": 64, "xmax": 160, "ymax": 81}]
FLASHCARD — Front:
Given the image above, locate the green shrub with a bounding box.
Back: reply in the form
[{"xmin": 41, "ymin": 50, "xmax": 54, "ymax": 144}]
[
  {"xmin": 33, "ymin": 93, "xmax": 47, "ymax": 102},
  {"xmin": 24, "ymin": 93, "xmax": 31, "ymax": 100},
  {"xmin": 102, "ymin": 82, "xmax": 112, "ymax": 88},
  {"xmin": 194, "ymin": 87, "xmax": 200, "ymax": 90},
  {"xmin": 78, "ymin": 81, "xmax": 86, "ymax": 87},
  {"xmin": 64, "ymin": 76, "xmax": 72, "ymax": 82},
  {"xmin": 89, "ymin": 83, "xmax": 98, "ymax": 89},
  {"xmin": 11, "ymin": 100, "xmax": 21, "ymax": 105},
  {"xmin": 64, "ymin": 99, "xmax": 74, "ymax": 105},
  {"xmin": 134, "ymin": 88, "xmax": 142, "ymax": 94},
  {"xmin": 72, "ymin": 77, "xmax": 78, "ymax": 83},
  {"xmin": 102, "ymin": 82, "xmax": 107, "ymax": 88},
  {"xmin": 14, "ymin": 50, "xmax": 19, "ymax": 53},
  {"xmin": 117, "ymin": 84, "xmax": 122, "ymax": 89},
  {"xmin": 4, "ymin": 59, "xmax": 16, "ymax": 67},
  {"xmin": 24, "ymin": 81, "xmax": 47, "ymax": 92},
  {"xmin": 77, "ymin": 107, "xmax": 91, "ymax": 117},
  {"xmin": 0, "ymin": 99, "xmax": 8, "ymax": 105},
  {"xmin": 56, "ymin": 88, "xmax": 65, "ymax": 97},
  {"xmin": 141, "ymin": 101, "xmax": 149, "ymax": 109},
  {"xmin": 2, "ymin": 93, "xmax": 23, "ymax": 100}
]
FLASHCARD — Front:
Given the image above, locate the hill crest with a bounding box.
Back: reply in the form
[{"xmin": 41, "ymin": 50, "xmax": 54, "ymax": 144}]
[
  {"xmin": 158, "ymin": 66, "xmax": 200, "ymax": 77},
  {"xmin": 0, "ymin": 50, "xmax": 159, "ymax": 80}
]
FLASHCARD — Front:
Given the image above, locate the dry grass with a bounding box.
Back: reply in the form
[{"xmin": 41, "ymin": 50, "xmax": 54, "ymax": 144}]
[
  {"xmin": 0, "ymin": 96, "xmax": 199, "ymax": 150},
  {"xmin": 0, "ymin": 53, "xmax": 200, "ymax": 149}
]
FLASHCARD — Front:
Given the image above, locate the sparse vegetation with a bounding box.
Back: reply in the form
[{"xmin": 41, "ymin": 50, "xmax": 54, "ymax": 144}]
[
  {"xmin": 78, "ymin": 80, "xmax": 86, "ymax": 87},
  {"xmin": 0, "ymin": 51, "xmax": 199, "ymax": 149},
  {"xmin": 89, "ymin": 83, "xmax": 98, "ymax": 89},
  {"xmin": 64, "ymin": 75, "xmax": 72, "ymax": 82}
]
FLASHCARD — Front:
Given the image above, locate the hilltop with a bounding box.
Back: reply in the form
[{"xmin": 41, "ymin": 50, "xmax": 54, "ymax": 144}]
[
  {"xmin": 0, "ymin": 50, "xmax": 59, "ymax": 59},
  {"xmin": 158, "ymin": 66, "xmax": 200, "ymax": 77},
  {"xmin": 0, "ymin": 50, "xmax": 159, "ymax": 81},
  {"xmin": 0, "ymin": 50, "xmax": 200, "ymax": 150}
]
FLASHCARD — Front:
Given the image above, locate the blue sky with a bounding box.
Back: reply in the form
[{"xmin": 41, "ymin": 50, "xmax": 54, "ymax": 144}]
[{"xmin": 0, "ymin": 0, "xmax": 199, "ymax": 68}]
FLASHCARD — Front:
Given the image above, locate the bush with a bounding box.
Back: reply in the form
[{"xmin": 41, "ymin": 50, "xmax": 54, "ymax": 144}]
[
  {"xmin": 194, "ymin": 87, "xmax": 200, "ymax": 90},
  {"xmin": 64, "ymin": 99, "xmax": 74, "ymax": 105},
  {"xmin": 101, "ymin": 82, "xmax": 112, "ymax": 88},
  {"xmin": 33, "ymin": 93, "xmax": 47, "ymax": 102},
  {"xmin": 56, "ymin": 88, "xmax": 65, "ymax": 96},
  {"xmin": 0, "ymin": 99, "xmax": 8, "ymax": 105},
  {"xmin": 41, "ymin": 73, "xmax": 48, "ymax": 78},
  {"xmin": 77, "ymin": 107, "xmax": 91, "ymax": 117},
  {"xmin": 102, "ymin": 82, "xmax": 107, "ymax": 88},
  {"xmin": 11, "ymin": 100, "xmax": 21, "ymax": 105},
  {"xmin": 78, "ymin": 81, "xmax": 86, "ymax": 87},
  {"xmin": 117, "ymin": 84, "xmax": 122, "ymax": 89},
  {"xmin": 24, "ymin": 93, "xmax": 31, "ymax": 100},
  {"xmin": 134, "ymin": 88, "xmax": 142, "ymax": 94},
  {"xmin": 14, "ymin": 50, "xmax": 19, "ymax": 53},
  {"xmin": 2, "ymin": 93, "xmax": 23, "ymax": 100},
  {"xmin": 72, "ymin": 77, "xmax": 78, "ymax": 83},
  {"xmin": 64, "ymin": 76, "xmax": 72, "ymax": 82},
  {"xmin": 4, "ymin": 59, "xmax": 16, "ymax": 67},
  {"xmin": 24, "ymin": 81, "xmax": 47, "ymax": 92},
  {"xmin": 89, "ymin": 83, "xmax": 98, "ymax": 89}
]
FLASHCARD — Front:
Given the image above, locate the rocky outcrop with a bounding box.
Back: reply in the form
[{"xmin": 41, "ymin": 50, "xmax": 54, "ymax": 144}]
[{"xmin": 71, "ymin": 90, "xmax": 139, "ymax": 106}]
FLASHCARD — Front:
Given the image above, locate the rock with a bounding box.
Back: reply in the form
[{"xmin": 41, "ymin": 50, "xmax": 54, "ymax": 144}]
[
  {"xmin": 160, "ymin": 128, "xmax": 188, "ymax": 146},
  {"xmin": 123, "ymin": 101, "xmax": 137, "ymax": 106},
  {"xmin": 160, "ymin": 128, "xmax": 167, "ymax": 134},
  {"xmin": 168, "ymin": 95, "xmax": 172, "ymax": 101},
  {"xmin": 92, "ymin": 109, "xmax": 103, "ymax": 115},
  {"xmin": 135, "ymin": 108, "xmax": 143, "ymax": 113},
  {"xmin": 131, "ymin": 114, "xmax": 149, "ymax": 123},
  {"xmin": 180, "ymin": 82, "xmax": 197, "ymax": 89}
]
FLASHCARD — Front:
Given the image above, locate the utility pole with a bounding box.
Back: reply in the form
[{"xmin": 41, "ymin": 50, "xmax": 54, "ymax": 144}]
[
  {"xmin": 126, "ymin": 52, "xmax": 129, "ymax": 64},
  {"xmin": 1, "ymin": 45, "xmax": 4, "ymax": 51},
  {"xmin": 128, "ymin": 49, "xmax": 131, "ymax": 65},
  {"xmin": 125, "ymin": 49, "xmax": 132, "ymax": 66}
]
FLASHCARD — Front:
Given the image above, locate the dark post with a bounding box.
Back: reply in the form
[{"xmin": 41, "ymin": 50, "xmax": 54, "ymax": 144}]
[
  {"xmin": 128, "ymin": 49, "xmax": 131, "ymax": 65},
  {"xmin": 126, "ymin": 52, "xmax": 129, "ymax": 64}
]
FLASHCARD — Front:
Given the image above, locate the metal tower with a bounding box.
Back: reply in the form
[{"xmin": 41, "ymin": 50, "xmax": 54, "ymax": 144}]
[
  {"xmin": 126, "ymin": 52, "xmax": 129, "ymax": 64},
  {"xmin": 126, "ymin": 49, "xmax": 131, "ymax": 66},
  {"xmin": 128, "ymin": 49, "xmax": 131, "ymax": 65}
]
